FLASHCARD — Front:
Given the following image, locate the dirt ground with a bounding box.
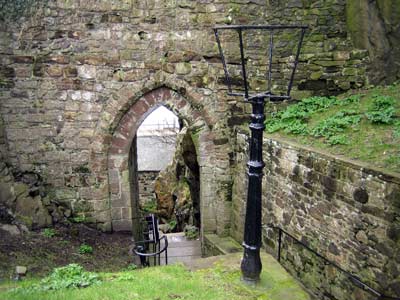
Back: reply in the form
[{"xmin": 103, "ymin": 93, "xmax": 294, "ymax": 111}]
[{"xmin": 0, "ymin": 224, "xmax": 135, "ymax": 280}]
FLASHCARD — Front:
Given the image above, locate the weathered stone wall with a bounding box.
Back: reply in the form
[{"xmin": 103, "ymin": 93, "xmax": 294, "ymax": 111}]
[
  {"xmin": 346, "ymin": 0, "xmax": 400, "ymax": 84},
  {"xmin": 232, "ymin": 132, "xmax": 400, "ymax": 299},
  {"xmin": 0, "ymin": 0, "xmax": 395, "ymax": 234},
  {"xmin": 0, "ymin": 1, "xmax": 237, "ymax": 234},
  {"xmin": 0, "ymin": 115, "xmax": 6, "ymax": 160},
  {"xmin": 138, "ymin": 170, "xmax": 158, "ymax": 205}
]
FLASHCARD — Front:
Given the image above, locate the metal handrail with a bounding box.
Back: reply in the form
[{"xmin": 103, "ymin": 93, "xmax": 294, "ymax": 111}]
[
  {"xmin": 265, "ymin": 224, "xmax": 400, "ymax": 300},
  {"xmin": 133, "ymin": 235, "xmax": 168, "ymax": 266}
]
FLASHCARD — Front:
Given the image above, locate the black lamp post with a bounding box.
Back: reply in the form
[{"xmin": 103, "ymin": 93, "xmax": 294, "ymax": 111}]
[{"xmin": 213, "ymin": 24, "xmax": 307, "ymax": 283}]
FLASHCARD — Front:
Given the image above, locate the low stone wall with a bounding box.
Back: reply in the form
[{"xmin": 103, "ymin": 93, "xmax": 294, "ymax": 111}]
[
  {"xmin": 232, "ymin": 132, "xmax": 400, "ymax": 299},
  {"xmin": 138, "ymin": 170, "xmax": 158, "ymax": 205}
]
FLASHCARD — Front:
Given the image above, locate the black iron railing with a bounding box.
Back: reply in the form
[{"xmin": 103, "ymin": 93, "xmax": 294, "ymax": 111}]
[
  {"xmin": 265, "ymin": 225, "xmax": 400, "ymax": 300},
  {"xmin": 132, "ymin": 214, "xmax": 168, "ymax": 267}
]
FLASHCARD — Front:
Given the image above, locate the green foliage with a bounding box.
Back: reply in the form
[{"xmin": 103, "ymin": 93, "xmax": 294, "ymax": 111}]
[
  {"xmin": 266, "ymin": 92, "xmax": 397, "ymax": 147},
  {"xmin": 366, "ymin": 95, "xmax": 396, "ymax": 124},
  {"xmin": 298, "ymin": 96, "xmax": 339, "ymax": 112},
  {"xmin": 282, "ymin": 120, "xmax": 308, "ymax": 135},
  {"xmin": 2, "ymin": 258, "xmax": 311, "ymax": 300},
  {"xmin": 340, "ymin": 94, "xmax": 361, "ymax": 105},
  {"xmin": 265, "ymin": 83, "xmax": 400, "ymax": 172},
  {"xmin": 366, "ymin": 108, "xmax": 395, "ymax": 124},
  {"xmin": 370, "ymin": 95, "xmax": 395, "ymax": 110},
  {"xmin": 326, "ymin": 135, "xmax": 349, "ymax": 145},
  {"xmin": 265, "ymin": 96, "xmax": 339, "ymax": 135},
  {"xmin": 39, "ymin": 264, "xmax": 100, "ymax": 290},
  {"xmin": 141, "ymin": 199, "xmax": 157, "ymax": 214},
  {"xmin": 79, "ymin": 244, "xmax": 93, "ymax": 255},
  {"xmin": 14, "ymin": 264, "xmax": 101, "ymax": 293},
  {"xmin": 394, "ymin": 121, "xmax": 400, "ymax": 138},
  {"xmin": 122, "ymin": 264, "xmax": 137, "ymax": 272},
  {"xmin": 168, "ymin": 220, "xmax": 177, "ymax": 231},
  {"xmin": 42, "ymin": 228, "xmax": 56, "ymax": 238},
  {"xmin": 71, "ymin": 215, "xmax": 86, "ymax": 223},
  {"xmin": 310, "ymin": 111, "xmax": 361, "ymax": 141},
  {"xmin": 184, "ymin": 225, "xmax": 199, "ymax": 240}
]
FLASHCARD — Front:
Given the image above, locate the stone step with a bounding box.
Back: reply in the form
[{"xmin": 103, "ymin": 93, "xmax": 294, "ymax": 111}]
[
  {"xmin": 156, "ymin": 232, "xmax": 202, "ymax": 266},
  {"xmin": 203, "ymin": 234, "xmax": 242, "ymax": 256}
]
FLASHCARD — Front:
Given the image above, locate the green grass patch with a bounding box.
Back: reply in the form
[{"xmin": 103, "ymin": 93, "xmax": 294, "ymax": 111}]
[
  {"xmin": 265, "ymin": 83, "xmax": 400, "ymax": 173},
  {"xmin": 0, "ymin": 257, "xmax": 310, "ymax": 300}
]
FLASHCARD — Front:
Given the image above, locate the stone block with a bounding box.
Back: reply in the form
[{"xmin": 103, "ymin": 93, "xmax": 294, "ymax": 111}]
[
  {"xmin": 94, "ymin": 210, "xmax": 111, "ymax": 223},
  {"xmin": 122, "ymin": 207, "xmax": 132, "ymax": 219},
  {"xmin": 16, "ymin": 266, "xmax": 27, "ymax": 275},
  {"xmin": 14, "ymin": 183, "xmax": 28, "ymax": 197},
  {"xmin": 97, "ymin": 221, "xmax": 112, "ymax": 232},
  {"xmin": 111, "ymin": 207, "xmax": 122, "ymax": 220},
  {"xmin": 77, "ymin": 65, "xmax": 96, "ymax": 79},
  {"xmin": 15, "ymin": 195, "xmax": 52, "ymax": 229},
  {"xmin": 202, "ymin": 217, "xmax": 217, "ymax": 233},
  {"xmin": 175, "ymin": 62, "xmax": 192, "ymax": 75},
  {"xmin": 0, "ymin": 224, "xmax": 20, "ymax": 235},
  {"xmin": 112, "ymin": 219, "xmax": 132, "ymax": 232},
  {"xmin": 46, "ymin": 65, "xmax": 63, "ymax": 77},
  {"xmin": 79, "ymin": 0, "xmax": 112, "ymax": 11},
  {"xmin": 0, "ymin": 182, "xmax": 15, "ymax": 207},
  {"xmin": 63, "ymin": 66, "xmax": 78, "ymax": 77}
]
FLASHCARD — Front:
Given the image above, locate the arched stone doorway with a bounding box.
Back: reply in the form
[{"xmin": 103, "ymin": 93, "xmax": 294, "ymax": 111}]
[
  {"xmin": 135, "ymin": 106, "xmax": 200, "ymax": 234},
  {"xmin": 106, "ymin": 87, "xmax": 212, "ymax": 238}
]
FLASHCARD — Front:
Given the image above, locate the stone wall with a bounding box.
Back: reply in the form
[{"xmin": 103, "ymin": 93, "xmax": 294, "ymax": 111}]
[
  {"xmin": 138, "ymin": 170, "xmax": 158, "ymax": 205},
  {"xmin": 0, "ymin": 115, "xmax": 6, "ymax": 160},
  {"xmin": 232, "ymin": 132, "xmax": 400, "ymax": 299},
  {"xmin": 0, "ymin": 0, "xmax": 396, "ymax": 233},
  {"xmin": 346, "ymin": 0, "xmax": 400, "ymax": 84}
]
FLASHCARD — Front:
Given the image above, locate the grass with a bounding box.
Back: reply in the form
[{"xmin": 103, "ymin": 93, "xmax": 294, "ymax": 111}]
[
  {"xmin": 0, "ymin": 254, "xmax": 310, "ymax": 300},
  {"xmin": 0, "ymin": 265, "xmax": 255, "ymax": 300},
  {"xmin": 265, "ymin": 83, "xmax": 400, "ymax": 173}
]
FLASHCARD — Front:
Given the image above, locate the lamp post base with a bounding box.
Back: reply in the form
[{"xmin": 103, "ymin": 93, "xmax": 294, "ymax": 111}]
[{"xmin": 241, "ymin": 244, "xmax": 262, "ymax": 283}]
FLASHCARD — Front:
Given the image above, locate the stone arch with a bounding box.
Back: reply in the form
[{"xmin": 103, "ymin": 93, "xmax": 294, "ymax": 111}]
[
  {"xmin": 88, "ymin": 73, "xmax": 231, "ymax": 236},
  {"xmin": 107, "ymin": 87, "xmax": 212, "ymax": 232}
]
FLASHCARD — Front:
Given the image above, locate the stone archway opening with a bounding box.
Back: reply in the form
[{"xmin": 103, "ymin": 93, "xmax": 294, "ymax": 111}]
[
  {"xmin": 150, "ymin": 123, "xmax": 201, "ymax": 235},
  {"xmin": 107, "ymin": 87, "xmax": 211, "ymax": 243},
  {"xmin": 133, "ymin": 105, "xmax": 200, "ymax": 237}
]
